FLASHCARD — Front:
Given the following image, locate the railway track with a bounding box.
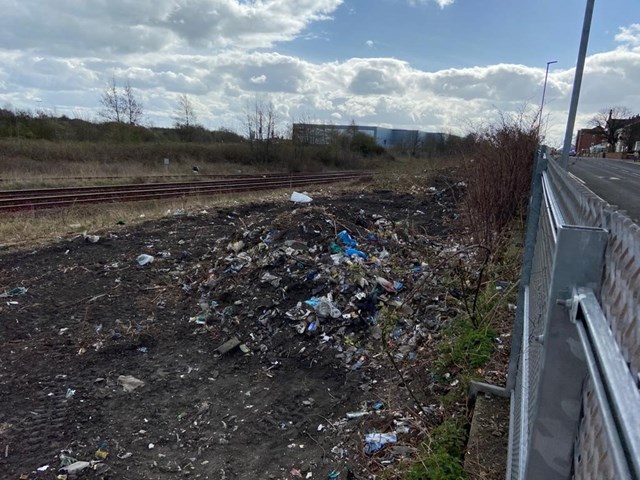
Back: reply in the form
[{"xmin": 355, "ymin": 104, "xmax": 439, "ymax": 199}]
[{"xmin": 0, "ymin": 171, "xmax": 372, "ymax": 212}]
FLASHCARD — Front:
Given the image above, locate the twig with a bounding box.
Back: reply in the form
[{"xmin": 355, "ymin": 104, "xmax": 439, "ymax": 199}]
[
  {"xmin": 382, "ymin": 345, "xmax": 429, "ymax": 418},
  {"xmin": 313, "ymin": 413, "xmax": 337, "ymax": 431},
  {"xmin": 305, "ymin": 431, "xmax": 326, "ymax": 460},
  {"xmin": 470, "ymin": 245, "xmax": 492, "ymax": 327}
]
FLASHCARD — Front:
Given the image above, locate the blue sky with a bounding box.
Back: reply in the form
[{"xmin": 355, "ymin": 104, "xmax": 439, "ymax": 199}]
[
  {"xmin": 0, "ymin": 0, "xmax": 639, "ymax": 145},
  {"xmin": 285, "ymin": 0, "xmax": 630, "ymax": 69}
]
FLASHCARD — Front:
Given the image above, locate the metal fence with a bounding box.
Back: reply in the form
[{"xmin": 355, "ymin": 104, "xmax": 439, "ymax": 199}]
[{"xmin": 493, "ymin": 149, "xmax": 640, "ymax": 479}]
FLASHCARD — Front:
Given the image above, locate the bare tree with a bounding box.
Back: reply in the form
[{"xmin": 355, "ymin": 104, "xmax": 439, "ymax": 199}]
[
  {"xmin": 123, "ymin": 80, "xmax": 143, "ymax": 125},
  {"xmin": 245, "ymin": 99, "xmax": 278, "ymax": 162},
  {"xmin": 174, "ymin": 94, "xmax": 198, "ymax": 128},
  {"xmin": 99, "ymin": 77, "xmax": 143, "ymax": 125},
  {"xmin": 590, "ymin": 106, "xmax": 633, "ymax": 151},
  {"xmin": 99, "ymin": 76, "xmax": 124, "ymax": 123},
  {"xmin": 589, "ymin": 106, "xmax": 633, "ymax": 129}
]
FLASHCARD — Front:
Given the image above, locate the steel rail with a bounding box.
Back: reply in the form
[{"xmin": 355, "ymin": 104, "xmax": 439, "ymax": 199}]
[
  {"xmin": 0, "ymin": 172, "xmax": 372, "ymax": 212},
  {"xmin": 0, "ymin": 170, "xmax": 367, "ymax": 186},
  {"xmin": 0, "ymin": 172, "xmax": 364, "ymax": 198}
]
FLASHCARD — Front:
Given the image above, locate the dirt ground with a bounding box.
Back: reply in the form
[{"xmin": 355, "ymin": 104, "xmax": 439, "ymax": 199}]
[{"xmin": 0, "ymin": 179, "xmax": 505, "ymax": 479}]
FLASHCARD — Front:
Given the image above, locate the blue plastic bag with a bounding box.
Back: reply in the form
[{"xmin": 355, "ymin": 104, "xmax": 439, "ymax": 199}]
[{"xmin": 337, "ymin": 230, "xmax": 357, "ymax": 247}]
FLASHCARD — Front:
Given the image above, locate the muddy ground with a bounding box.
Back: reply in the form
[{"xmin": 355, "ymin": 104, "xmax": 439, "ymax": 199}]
[{"xmin": 0, "ymin": 179, "xmax": 502, "ymax": 479}]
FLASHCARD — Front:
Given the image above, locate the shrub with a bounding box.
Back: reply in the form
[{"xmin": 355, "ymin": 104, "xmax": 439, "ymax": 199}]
[{"xmin": 462, "ymin": 112, "xmax": 538, "ymax": 247}]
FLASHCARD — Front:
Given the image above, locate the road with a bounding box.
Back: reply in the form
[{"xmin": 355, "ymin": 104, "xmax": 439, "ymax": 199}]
[{"xmin": 567, "ymin": 156, "xmax": 640, "ymax": 223}]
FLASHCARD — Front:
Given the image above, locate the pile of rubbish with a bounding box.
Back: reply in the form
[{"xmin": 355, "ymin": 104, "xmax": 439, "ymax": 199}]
[{"xmin": 181, "ymin": 205, "xmax": 450, "ymax": 371}]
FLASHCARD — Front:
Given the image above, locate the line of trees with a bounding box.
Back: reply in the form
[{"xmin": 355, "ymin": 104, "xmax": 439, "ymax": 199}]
[{"xmin": 99, "ymin": 78, "xmax": 200, "ymax": 131}]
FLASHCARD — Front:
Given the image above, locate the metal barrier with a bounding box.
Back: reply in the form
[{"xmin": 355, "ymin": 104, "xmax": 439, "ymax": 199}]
[{"xmin": 483, "ymin": 149, "xmax": 640, "ymax": 479}]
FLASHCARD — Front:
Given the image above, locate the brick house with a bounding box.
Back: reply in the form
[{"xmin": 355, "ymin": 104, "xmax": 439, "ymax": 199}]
[{"xmin": 575, "ymin": 126, "xmax": 607, "ymax": 155}]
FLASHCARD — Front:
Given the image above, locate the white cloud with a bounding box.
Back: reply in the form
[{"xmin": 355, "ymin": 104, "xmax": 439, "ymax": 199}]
[
  {"xmin": 0, "ymin": 43, "xmax": 632, "ymax": 143},
  {"xmin": 408, "ymin": 0, "xmax": 455, "ymax": 9},
  {"xmin": 614, "ymin": 24, "xmax": 640, "ymax": 49},
  {"xmin": 0, "ymin": 0, "xmax": 344, "ymax": 55},
  {"xmin": 250, "ymin": 75, "xmax": 267, "ymax": 84},
  {"xmin": 435, "ymin": 0, "xmax": 454, "ymax": 7}
]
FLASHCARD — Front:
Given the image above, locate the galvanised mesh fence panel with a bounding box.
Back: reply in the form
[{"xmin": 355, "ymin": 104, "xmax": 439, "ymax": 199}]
[
  {"xmin": 573, "ymin": 377, "xmax": 617, "ymax": 480},
  {"xmin": 599, "ymin": 213, "xmax": 640, "ymax": 381},
  {"xmin": 507, "ymin": 149, "xmax": 548, "ymax": 479},
  {"xmin": 573, "ymin": 288, "xmax": 640, "ymax": 479},
  {"xmin": 526, "ymin": 177, "xmax": 558, "ymax": 440}
]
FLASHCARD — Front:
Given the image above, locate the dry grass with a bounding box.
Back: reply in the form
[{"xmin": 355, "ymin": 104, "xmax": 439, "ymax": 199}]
[
  {"xmin": 372, "ymin": 154, "xmax": 461, "ymax": 191},
  {"xmin": 0, "ymin": 152, "xmax": 269, "ymax": 191}
]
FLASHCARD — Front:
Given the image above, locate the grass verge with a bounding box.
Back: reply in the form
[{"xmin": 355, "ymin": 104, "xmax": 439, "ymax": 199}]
[{"xmin": 399, "ymin": 228, "xmax": 522, "ymax": 479}]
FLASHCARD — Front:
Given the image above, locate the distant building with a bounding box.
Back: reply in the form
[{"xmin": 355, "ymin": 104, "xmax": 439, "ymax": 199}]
[
  {"xmin": 575, "ymin": 126, "xmax": 606, "ymax": 156},
  {"xmin": 292, "ymin": 123, "xmax": 446, "ymax": 149},
  {"xmin": 611, "ymin": 116, "xmax": 640, "ymax": 153}
]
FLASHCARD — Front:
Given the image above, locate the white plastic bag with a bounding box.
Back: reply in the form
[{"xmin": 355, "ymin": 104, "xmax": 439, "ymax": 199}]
[{"xmin": 290, "ymin": 191, "xmax": 312, "ymax": 203}]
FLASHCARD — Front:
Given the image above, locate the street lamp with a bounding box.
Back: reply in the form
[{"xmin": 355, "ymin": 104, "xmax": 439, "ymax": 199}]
[
  {"xmin": 538, "ymin": 60, "xmax": 557, "ymax": 131},
  {"xmin": 561, "ymin": 0, "xmax": 596, "ymax": 169}
]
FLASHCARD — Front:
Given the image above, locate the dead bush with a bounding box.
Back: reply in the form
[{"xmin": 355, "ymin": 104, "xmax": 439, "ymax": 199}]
[{"xmin": 462, "ymin": 112, "xmax": 538, "ymax": 247}]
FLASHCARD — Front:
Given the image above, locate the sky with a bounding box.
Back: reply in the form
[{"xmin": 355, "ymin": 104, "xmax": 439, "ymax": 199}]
[{"xmin": 1, "ymin": 0, "xmax": 639, "ymax": 146}]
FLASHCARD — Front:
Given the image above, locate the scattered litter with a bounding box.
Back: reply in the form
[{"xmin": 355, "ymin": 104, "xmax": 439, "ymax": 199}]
[
  {"xmin": 376, "ymin": 276, "xmax": 397, "ymax": 293},
  {"xmin": 59, "ymin": 452, "xmax": 78, "ymax": 467},
  {"xmin": 217, "ymin": 337, "xmax": 241, "ymax": 355},
  {"xmin": 83, "ymin": 232, "xmax": 100, "ymax": 243},
  {"xmin": 346, "ymin": 411, "xmax": 368, "ymax": 420},
  {"xmin": 1, "ymin": 181, "xmax": 472, "ymax": 479},
  {"xmin": 0, "ymin": 287, "xmax": 28, "ymax": 298},
  {"xmin": 136, "ymin": 254, "xmax": 154, "ymax": 266},
  {"xmin": 95, "ymin": 442, "xmax": 109, "ymax": 460},
  {"xmin": 345, "ymin": 248, "xmax": 367, "ymax": 260},
  {"xmin": 261, "ymin": 272, "xmax": 281, "ymax": 287},
  {"xmin": 364, "ymin": 433, "xmax": 398, "ymax": 454},
  {"xmin": 313, "ymin": 296, "xmax": 342, "ymax": 319},
  {"xmin": 337, "ymin": 230, "xmax": 357, "ymax": 247},
  {"xmin": 58, "ymin": 461, "xmax": 91, "ymax": 475},
  {"xmin": 117, "ymin": 375, "xmax": 145, "ymax": 392},
  {"xmin": 228, "ymin": 240, "xmax": 245, "ymax": 253},
  {"xmin": 290, "ymin": 191, "xmax": 312, "ymax": 203}
]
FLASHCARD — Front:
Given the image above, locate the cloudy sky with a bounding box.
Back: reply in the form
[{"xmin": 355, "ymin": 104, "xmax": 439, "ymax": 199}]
[{"xmin": 1, "ymin": 0, "xmax": 639, "ymax": 145}]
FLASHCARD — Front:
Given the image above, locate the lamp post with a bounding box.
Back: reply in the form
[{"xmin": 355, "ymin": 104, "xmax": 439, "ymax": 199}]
[
  {"xmin": 561, "ymin": 0, "xmax": 596, "ymax": 169},
  {"xmin": 539, "ymin": 60, "xmax": 557, "ymax": 131}
]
